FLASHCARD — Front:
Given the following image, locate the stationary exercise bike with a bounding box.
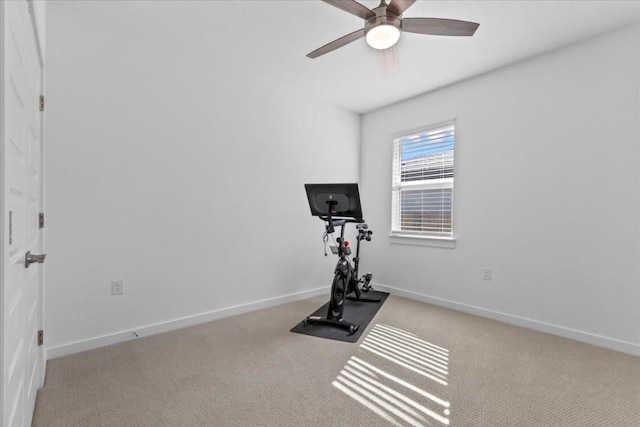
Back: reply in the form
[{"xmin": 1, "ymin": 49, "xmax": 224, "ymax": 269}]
[{"xmin": 303, "ymin": 183, "xmax": 379, "ymax": 335}]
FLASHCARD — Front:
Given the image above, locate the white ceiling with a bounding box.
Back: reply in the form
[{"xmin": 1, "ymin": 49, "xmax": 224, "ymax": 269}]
[{"xmin": 61, "ymin": 0, "xmax": 640, "ymax": 113}]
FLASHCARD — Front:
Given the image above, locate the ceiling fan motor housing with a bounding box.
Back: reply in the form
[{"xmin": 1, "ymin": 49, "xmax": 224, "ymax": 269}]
[{"xmin": 365, "ymin": 3, "xmax": 402, "ymax": 49}]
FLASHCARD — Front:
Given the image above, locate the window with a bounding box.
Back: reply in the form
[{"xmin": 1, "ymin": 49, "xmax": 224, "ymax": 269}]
[{"xmin": 392, "ymin": 121, "xmax": 455, "ymax": 238}]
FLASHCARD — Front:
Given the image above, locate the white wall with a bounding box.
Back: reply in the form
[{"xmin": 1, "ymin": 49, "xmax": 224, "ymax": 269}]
[
  {"xmin": 45, "ymin": 3, "xmax": 360, "ymax": 356},
  {"xmin": 360, "ymin": 24, "xmax": 640, "ymax": 355}
]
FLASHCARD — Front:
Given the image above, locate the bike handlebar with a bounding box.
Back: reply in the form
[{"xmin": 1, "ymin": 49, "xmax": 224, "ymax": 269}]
[
  {"xmin": 319, "ymin": 216, "xmax": 363, "ymax": 225},
  {"xmin": 320, "ymin": 216, "xmax": 363, "ymax": 234}
]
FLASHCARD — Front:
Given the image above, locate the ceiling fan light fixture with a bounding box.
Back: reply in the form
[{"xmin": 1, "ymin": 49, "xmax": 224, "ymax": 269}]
[{"xmin": 365, "ymin": 24, "xmax": 401, "ymax": 50}]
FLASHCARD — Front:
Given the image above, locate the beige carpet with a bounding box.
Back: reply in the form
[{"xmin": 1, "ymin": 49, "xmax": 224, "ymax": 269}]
[{"xmin": 33, "ymin": 295, "xmax": 640, "ymax": 426}]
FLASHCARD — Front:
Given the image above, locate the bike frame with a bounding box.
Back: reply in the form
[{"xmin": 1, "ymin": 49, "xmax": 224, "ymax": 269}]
[{"xmin": 331, "ymin": 220, "xmax": 353, "ymax": 279}]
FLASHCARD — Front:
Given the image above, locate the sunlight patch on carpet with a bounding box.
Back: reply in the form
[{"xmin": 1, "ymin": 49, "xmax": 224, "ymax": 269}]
[{"xmin": 333, "ymin": 324, "xmax": 451, "ymax": 426}]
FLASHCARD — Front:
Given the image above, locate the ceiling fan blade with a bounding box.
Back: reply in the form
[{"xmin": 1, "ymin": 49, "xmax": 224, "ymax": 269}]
[
  {"xmin": 307, "ymin": 28, "xmax": 365, "ymax": 58},
  {"xmin": 387, "ymin": 0, "xmax": 417, "ymax": 16},
  {"xmin": 402, "ymin": 18, "xmax": 479, "ymax": 37},
  {"xmin": 322, "ymin": 0, "xmax": 375, "ymax": 20},
  {"xmin": 381, "ymin": 46, "xmax": 397, "ymax": 75}
]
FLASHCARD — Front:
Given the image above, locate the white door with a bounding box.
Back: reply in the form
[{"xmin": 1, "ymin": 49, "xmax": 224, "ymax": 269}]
[{"xmin": 1, "ymin": 0, "xmax": 46, "ymax": 426}]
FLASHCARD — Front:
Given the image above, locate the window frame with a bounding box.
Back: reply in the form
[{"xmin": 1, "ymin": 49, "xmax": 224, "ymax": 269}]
[{"xmin": 390, "ymin": 120, "xmax": 456, "ymax": 246}]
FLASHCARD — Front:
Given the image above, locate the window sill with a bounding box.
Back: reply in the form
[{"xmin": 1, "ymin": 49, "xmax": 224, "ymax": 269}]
[{"xmin": 389, "ymin": 233, "xmax": 456, "ymax": 249}]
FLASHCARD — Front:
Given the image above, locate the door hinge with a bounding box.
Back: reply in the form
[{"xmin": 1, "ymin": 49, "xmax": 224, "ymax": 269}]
[
  {"xmin": 38, "ymin": 330, "xmax": 44, "ymax": 346},
  {"xmin": 39, "ymin": 95, "xmax": 45, "ymax": 112},
  {"xmin": 39, "ymin": 212, "xmax": 45, "ymax": 229}
]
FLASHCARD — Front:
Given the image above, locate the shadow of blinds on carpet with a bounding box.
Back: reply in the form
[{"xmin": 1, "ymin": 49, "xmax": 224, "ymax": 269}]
[{"xmin": 333, "ymin": 324, "xmax": 451, "ymax": 426}]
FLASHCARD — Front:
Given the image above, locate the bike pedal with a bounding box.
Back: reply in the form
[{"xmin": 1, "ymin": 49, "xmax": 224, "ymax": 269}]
[{"xmin": 362, "ymin": 273, "xmax": 373, "ymax": 292}]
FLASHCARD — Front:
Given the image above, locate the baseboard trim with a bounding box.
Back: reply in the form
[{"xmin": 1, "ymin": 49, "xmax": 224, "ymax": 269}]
[
  {"xmin": 373, "ymin": 283, "xmax": 640, "ymax": 356},
  {"xmin": 46, "ymin": 287, "xmax": 327, "ymax": 359}
]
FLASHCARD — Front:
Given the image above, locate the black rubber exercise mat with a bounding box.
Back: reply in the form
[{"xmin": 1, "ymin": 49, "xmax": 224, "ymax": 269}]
[{"xmin": 290, "ymin": 291, "xmax": 389, "ymax": 342}]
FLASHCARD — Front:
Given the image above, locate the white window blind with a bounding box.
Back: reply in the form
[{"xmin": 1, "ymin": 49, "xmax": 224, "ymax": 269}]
[{"xmin": 392, "ymin": 122, "xmax": 455, "ymax": 237}]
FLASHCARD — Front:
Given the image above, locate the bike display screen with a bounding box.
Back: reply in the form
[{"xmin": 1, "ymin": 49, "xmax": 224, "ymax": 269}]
[{"xmin": 305, "ymin": 183, "xmax": 363, "ymax": 220}]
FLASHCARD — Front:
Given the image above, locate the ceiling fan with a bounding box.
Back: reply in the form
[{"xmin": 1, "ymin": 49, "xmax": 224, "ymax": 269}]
[{"xmin": 307, "ymin": 0, "xmax": 479, "ymax": 59}]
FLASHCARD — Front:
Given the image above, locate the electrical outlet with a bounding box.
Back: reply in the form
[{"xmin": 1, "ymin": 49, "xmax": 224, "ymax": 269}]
[
  {"xmin": 482, "ymin": 268, "xmax": 492, "ymax": 281},
  {"xmin": 111, "ymin": 279, "xmax": 124, "ymax": 295}
]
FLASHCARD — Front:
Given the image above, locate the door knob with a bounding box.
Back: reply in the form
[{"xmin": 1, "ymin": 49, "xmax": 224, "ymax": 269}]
[{"xmin": 25, "ymin": 251, "xmax": 46, "ymax": 268}]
